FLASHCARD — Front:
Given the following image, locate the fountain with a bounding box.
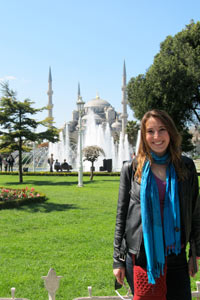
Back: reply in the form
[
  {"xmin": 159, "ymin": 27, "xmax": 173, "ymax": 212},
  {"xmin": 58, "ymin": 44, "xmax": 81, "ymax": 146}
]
[
  {"xmin": 10, "ymin": 113, "xmax": 132, "ymax": 172},
  {"xmin": 49, "ymin": 110, "xmax": 132, "ymax": 171},
  {"xmin": 12, "ymin": 146, "xmax": 49, "ymax": 172},
  {"xmin": 10, "ymin": 112, "xmax": 132, "ymax": 172},
  {"xmin": 135, "ymin": 129, "xmax": 141, "ymax": 155},
  {"xmin": 48, "ymin": 123, "xmax": 73, "ymax": 167}
]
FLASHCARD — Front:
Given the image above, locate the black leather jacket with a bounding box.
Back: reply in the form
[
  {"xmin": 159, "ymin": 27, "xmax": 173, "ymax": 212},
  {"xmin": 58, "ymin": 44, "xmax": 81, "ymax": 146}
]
[{"xmin": 113, "ymin": 156, "xmax": 200, "ymax": 269}]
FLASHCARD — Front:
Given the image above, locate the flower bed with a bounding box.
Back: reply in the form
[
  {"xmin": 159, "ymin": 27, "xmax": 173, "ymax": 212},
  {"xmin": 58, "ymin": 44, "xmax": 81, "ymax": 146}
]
[{"xmin": 0, "ymin": 186, "xmax": 47, "ymax": 209}]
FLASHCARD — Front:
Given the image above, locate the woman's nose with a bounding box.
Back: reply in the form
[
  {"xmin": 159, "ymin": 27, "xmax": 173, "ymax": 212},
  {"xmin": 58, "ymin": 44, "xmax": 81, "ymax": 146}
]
[{"xmin": 153, "ymin": 131, "xmax": 159, "ymax": 138}]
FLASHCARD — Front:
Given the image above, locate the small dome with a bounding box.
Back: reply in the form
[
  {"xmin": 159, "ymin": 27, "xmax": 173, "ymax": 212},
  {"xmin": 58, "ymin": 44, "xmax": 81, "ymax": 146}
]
[
  {"xmin": 111, "ymin": 120, "xmax": 121, "ymax": 129},
  {"xmin": 84, "ymin": 94, "xmax": 111, "ymax": 109}
]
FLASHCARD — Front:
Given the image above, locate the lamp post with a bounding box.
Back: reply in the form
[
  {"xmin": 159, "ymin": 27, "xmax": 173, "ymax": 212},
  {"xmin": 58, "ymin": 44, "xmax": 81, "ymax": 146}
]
[
  {"xmin": 77, "ymin": 94, "xmax": 85, "ymax": 187},
  {"xmin": 33, "ymin": 141, "xmax": 36, "ymax": 172}
]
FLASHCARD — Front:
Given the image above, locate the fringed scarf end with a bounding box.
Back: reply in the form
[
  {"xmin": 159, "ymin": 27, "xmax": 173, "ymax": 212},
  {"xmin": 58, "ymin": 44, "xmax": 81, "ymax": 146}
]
[
  {"xmin": 174, "ymin": 245, "xmax": 181, "ymax": 255},
  {"xmin": 147, "ymin": 271, "xmax": 156, "ymax": 285}
]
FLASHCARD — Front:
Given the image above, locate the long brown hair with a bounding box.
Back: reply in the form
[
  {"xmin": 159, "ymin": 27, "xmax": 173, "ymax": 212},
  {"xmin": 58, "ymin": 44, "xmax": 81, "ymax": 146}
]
[{"xmin": 135, "ymin": 109, "xmax": 184, "ymax": 182}]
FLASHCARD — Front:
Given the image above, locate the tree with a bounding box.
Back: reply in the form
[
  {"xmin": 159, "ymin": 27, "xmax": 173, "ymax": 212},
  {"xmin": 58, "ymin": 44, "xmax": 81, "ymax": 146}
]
[
  {"xmin": 127, "ymin": 20, "xmax": 200, "ymax": 151},
  {"xmin": 82, "ymin": 145, "xmax": 105, "ymax": 181},
  {"xmin": 126, "ymin": 120, "xmax": 140, "ymax": 147},
  {"xmin": 0, "ymin": 82, "xmax": 59, "ymax": 183}
]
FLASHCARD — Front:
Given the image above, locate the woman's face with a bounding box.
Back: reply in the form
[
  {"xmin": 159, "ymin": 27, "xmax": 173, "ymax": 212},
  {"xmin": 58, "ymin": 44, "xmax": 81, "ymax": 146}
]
[{"xmin": 145, "ymin": 117, "xmax": 170, "ymax": 156}]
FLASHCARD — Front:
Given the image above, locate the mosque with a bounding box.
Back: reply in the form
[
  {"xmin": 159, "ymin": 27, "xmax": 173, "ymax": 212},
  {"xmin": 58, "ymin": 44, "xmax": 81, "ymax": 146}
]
[
  {"xmin": 47, "ymin": 62, "xmax": 128, "ymax": 141},
  {"xmin": 47, "ymin": 62, "xmax": 131, "ymax": 171}
]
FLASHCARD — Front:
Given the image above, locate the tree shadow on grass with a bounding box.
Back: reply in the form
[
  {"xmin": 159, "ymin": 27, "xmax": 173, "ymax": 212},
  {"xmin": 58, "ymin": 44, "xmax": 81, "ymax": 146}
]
[
  {"xmin": 5, "ymin": 180, "xmax": 94, "ymax": 186},
  {"xmin": 96, "ymin": 179, "xmax": 120, "ymax": 183},
  {"xmin": 17, "ymin": 201, "xmax": 79, "ymax": 213}
]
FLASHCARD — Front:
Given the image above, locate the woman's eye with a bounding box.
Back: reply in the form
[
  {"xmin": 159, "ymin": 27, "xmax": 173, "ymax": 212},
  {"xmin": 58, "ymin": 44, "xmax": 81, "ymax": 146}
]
[{"xmin": 147, "ymin": 130, "xmax": 154, "ymax": 134}]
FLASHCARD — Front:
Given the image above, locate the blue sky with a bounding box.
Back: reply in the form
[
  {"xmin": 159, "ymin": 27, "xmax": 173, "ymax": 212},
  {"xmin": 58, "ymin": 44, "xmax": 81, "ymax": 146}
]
[{"xmin": 0, "ymin": 0, "xmax": 200, "ymax": 128}]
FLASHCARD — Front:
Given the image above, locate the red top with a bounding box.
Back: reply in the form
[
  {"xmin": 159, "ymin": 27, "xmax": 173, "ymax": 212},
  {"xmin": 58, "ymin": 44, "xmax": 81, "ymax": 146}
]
[{"xmin": 154, "ymin": 174, "xmax": 166, "ymax": 221}]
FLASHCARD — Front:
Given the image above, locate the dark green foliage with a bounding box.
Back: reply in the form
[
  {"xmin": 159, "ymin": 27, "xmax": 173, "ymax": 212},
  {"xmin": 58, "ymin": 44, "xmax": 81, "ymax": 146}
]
[
  {"xmin": 126, "ymin": 120, "xmax": 140, "ymax": 147},
  {"xmin": 127, "ymin": 21, "xmax": 200, "ymax": 151}
]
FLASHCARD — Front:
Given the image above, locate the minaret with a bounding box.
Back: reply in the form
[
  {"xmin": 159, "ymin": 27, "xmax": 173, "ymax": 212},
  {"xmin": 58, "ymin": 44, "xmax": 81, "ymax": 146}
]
[
  {"xmin": 121, "ymin": 61, "xmax": 128, "ymax": 140},
  {"xmin": 78, "ymin": 82, "xmax": 81, "ymax": 98},
  {"xmin": 47, "ymin": 67, "xmax": 53, "ymax": 122}
]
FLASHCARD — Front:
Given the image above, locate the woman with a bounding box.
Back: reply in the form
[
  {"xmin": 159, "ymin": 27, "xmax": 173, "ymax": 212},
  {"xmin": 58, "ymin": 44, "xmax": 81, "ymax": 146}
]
[{"xmin": 113, "ymin": 110, "xmax": 200, "ymax": 300}]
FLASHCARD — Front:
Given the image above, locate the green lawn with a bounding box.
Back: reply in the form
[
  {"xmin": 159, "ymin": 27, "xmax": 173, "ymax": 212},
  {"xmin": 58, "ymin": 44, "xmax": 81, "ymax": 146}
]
[
  {"xmin": 0, "ymin": 175, "xmax": 120, "ymax": 300},
  {"xmin": 0, "ymin": 174, "xmax": 199, "ymax": 300}
]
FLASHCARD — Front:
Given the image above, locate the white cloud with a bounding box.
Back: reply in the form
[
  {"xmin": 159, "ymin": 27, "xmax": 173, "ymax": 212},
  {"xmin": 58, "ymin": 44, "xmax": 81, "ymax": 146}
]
[{"xmin": 0, "ymin": 75, "xmax": 17, "ymax": 82}]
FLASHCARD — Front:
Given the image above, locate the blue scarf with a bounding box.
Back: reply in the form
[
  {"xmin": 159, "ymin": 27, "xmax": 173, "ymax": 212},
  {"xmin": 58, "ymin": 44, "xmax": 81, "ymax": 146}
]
[{"xmin": 140, "ymin": 152, "xmax": 181, "ymax": 284}]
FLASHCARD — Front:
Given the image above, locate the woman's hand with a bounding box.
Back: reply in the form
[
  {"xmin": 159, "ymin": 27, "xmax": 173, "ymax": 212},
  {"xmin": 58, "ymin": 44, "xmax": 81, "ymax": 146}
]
[
  {"xmin": 188, "ymin": 256, "xmax": 199, "ymax": 277},
  {"xmin": 113, "ymin": 267, "xmax": 125, "ymax": 285}
]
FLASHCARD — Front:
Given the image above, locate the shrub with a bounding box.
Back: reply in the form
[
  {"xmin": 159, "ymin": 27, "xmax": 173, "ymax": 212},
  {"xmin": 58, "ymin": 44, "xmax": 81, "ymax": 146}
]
[{"xmin": 0, "ymin": 171, "xmax": 121, "ymax": 176}]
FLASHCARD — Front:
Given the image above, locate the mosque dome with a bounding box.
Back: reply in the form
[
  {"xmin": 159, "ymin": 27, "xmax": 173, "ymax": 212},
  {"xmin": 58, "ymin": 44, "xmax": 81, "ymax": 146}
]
[{"xmin": 84, "ymin": 94, "xmax": 111, "ymax": 109}]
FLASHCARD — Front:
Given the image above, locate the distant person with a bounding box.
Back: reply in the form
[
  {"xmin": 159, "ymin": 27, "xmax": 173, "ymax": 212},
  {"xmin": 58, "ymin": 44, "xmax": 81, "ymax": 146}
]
[
  {"xmin": 54, "ymin": 159, "xmax": 61, "ymax": 172},
  {"xmin": 7, "ymin": 154, "xmax": 15, "ymax": 171},
  {"xmin": 0, "ymin": 154, "xmax": 2, "ymax": 171},
  {"xmin": 48, "ymin": 153, "xmax": 54, "ymax": 172},
  {"xmin": 61, "ymin": 159, "xmax": 70, "ymax": 172},
  {"xmin": 132, "ymin": 152, "xmax": 136, "ymax": 159},
  {"xmin": 3, "ymin": 158, "xmax": 8, "ymax": 171}
]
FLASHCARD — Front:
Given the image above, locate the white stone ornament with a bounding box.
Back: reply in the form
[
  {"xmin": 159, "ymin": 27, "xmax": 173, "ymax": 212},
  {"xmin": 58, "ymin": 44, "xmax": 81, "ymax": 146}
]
[
  {"xmin": 88, "ymin": 286, "xmax": 92, "ymax": 297},
  {"xmin": 11, "ymin": 288, "xmax": 15, "ymax": 300},
  {"xmin": 42, "ymin": 268, "xmax": 62, "ymax": 300},
  {"xmin": 192, "ymin": 281, "xmax": 200, "ymax": 299}
]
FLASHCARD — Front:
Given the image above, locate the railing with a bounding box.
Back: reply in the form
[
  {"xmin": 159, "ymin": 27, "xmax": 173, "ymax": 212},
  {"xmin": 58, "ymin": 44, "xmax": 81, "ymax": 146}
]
[
  {"xmin": 0, "ymin": 269, "xmax": 200, "ymax": 300},
  {"xmin": 0, "ymin": 269, "xmax": 62, "ymax": 300}
]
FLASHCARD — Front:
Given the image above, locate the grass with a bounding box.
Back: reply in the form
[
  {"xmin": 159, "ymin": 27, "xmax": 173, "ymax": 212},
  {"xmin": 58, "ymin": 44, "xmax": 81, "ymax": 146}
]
[
  {"xmin": 0, "ymin": 175, "xmax": 199, "ymax": 300},
  {"xmin": 0, "ymin": 175, "xmax": 120, "ymax": 300}
]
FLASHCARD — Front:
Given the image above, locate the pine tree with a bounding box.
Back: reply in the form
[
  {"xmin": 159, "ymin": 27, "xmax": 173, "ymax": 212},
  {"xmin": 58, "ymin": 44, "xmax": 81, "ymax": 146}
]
[{"xmin": 0, "ymin": 82, "xmax": 59, "ymax": 183}]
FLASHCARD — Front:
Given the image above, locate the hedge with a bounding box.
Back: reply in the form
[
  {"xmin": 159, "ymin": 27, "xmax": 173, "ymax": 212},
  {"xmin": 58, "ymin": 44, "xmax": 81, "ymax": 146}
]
[{"xmin": 0, "ymin": 171, "xmax": 121, "ymax": 176}]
